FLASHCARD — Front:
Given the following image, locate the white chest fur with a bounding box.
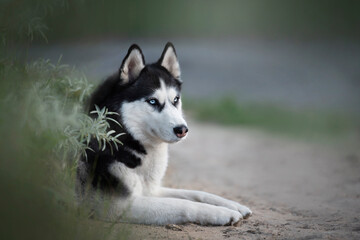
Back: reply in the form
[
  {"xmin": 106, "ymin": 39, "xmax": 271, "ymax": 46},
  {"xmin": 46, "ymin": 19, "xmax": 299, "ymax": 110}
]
[{"xmin": 108, "ymin": 143, "xmax": 169, "ymax": 197}]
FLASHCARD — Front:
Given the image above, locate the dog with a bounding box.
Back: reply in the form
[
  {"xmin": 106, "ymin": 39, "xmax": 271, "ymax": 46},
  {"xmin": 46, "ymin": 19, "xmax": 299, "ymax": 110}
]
[{"xmin": 76, "ymin": 43, "xmax": 252, "ymax": 225}]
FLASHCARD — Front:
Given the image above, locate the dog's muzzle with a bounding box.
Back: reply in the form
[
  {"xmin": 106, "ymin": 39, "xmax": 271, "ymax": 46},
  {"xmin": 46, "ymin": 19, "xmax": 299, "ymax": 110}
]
[{"xmin": 173, "ymin": 125, "xmax": 188, "ymax": 138}]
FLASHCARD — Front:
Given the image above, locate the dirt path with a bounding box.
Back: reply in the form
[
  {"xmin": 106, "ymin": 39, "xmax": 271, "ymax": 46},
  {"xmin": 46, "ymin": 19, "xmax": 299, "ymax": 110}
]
[{"xmin": 123, "ymin": 120, "xmax": 360, "ymax": 239}]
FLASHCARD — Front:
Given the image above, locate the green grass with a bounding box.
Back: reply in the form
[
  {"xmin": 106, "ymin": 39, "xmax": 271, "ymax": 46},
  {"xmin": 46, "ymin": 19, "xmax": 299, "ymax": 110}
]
[
  {"xmin": 0, "ymin": 2, "xmax": 133, "ymax": 238},
  {"xmin": 0, "ymin": 58, "xmax": 130, "ymax": 240},
  {"xmin": 184, "ymin": 97, "xmax": 359, "ymax": 140}
]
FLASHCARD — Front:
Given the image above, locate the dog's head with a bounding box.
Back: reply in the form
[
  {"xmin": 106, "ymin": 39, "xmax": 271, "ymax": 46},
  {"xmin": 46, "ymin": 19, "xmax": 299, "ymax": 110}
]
[{"xmin": 116, "ymin": 43, "xmax": 188, "ymax": 145}]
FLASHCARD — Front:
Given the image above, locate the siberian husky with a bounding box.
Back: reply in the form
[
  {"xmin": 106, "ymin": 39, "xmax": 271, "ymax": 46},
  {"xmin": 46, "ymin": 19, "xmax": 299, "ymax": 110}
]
[{"xmin": 76, "ymin": 43, "xmax": 252, "ymax": 225}]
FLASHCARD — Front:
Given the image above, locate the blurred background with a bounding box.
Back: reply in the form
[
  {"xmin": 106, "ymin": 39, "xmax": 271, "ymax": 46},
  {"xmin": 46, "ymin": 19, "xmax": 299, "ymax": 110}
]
[
  {"xmin": 23, "ymin": 0, "xmax": 360, "ymax": 137},
  {"xmin": 1, "ymin": 0, "xmax": 360, "ymax": 239}
]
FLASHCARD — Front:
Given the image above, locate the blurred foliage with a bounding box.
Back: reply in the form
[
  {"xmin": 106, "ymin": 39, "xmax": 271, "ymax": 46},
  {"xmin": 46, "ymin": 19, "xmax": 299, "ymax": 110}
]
[
  {"xmin": 184, "ymin": 97, "xmax": 360, "ymax": 140},
  {"xmin": 41, "ymin": 0, "xmax": 360, "ymax": 40},
  {"xmin": 0, "ymin": 1, "xmax": 130, "ymax": 239},
  {"xmin": 0, "ymin": 57, "xmax": 130, "ymax": 240},
  {"xmin": 2, "ymin": 0, "xmax": 360, "ymax": 44},
  {"xmin": 0, "ymin": 0, "xmax": 64, "ymax": 45}
]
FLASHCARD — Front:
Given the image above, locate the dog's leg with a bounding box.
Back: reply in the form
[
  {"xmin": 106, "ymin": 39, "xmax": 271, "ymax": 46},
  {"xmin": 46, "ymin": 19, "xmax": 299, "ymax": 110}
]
[
  {"xmin": 157, "ymin": 187, "xmax": 252, "ymax": 218},
  {"xmin": 110, "ymin": 196, "xmax": 243, "ymax": 226}
]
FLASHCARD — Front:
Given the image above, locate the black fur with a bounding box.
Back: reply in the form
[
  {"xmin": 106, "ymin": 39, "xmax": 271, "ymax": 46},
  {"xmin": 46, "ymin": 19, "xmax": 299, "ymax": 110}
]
[
  {"xmin": 78, "ymin": 43, "xmax": 181, "ymax": 195},
  {"xmin": 87, "ymin": 64, "xmax": 181, "ymax": 114}
]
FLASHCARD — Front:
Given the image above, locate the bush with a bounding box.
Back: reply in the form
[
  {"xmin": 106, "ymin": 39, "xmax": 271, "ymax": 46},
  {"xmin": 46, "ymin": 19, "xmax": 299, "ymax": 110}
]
[{"xmin": 0, "ymin": 57, "xmax": 128, "ymax": 240}]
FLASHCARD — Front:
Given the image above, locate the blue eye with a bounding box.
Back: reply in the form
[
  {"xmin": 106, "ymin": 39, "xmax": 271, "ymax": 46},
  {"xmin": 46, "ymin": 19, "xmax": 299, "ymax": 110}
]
[
  {"xmin": 147, "ymin": 98, "xmax": 158, "ymax": 105},
  {"xmin": 174, "ymin": 96, "xmax": 180, "ymax": 103}
]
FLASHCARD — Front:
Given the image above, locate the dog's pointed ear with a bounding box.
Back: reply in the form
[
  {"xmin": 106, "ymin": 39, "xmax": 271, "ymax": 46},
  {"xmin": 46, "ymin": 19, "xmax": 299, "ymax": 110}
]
[
  {"xmin": 158, "ymin": 42, "xmax": 181, "ymax": 80},
  {"xmin": 119, "ymin": 44, "xmax": 145, "ymax": 84}
]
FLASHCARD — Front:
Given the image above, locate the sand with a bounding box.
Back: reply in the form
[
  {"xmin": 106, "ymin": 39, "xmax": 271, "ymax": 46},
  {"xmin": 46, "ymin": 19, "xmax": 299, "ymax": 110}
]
[{"xmin": 114, "ymin": 119, "xmax": 360, "ymax": 239}]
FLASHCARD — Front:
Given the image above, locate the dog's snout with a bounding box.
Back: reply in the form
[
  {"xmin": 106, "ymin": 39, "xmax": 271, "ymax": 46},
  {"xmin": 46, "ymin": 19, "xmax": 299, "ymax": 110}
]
[{"xmin": 173, "ymin": 125, "xmax": 188, "ymax": 138}]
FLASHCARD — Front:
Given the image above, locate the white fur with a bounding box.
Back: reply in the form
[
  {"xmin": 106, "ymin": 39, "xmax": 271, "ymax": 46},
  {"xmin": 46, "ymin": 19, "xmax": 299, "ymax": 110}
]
[
  {"xmin": 121, "ymin": 79, "xmax": 187, "ymax": 145},
  {"xmin": 102, "ymin": 78, "xmax": 252, "ymax": 226},
  {"xmin": 106, "ymin": 141, "xmax": 251, "ymax": 225}
]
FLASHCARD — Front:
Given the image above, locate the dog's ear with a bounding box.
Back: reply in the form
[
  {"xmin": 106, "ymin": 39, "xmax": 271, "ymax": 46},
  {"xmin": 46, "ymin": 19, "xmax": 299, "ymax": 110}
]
[
  {"xmin": 119, "ymin": 44, "xmax": 145, "ymax": 84},
  {"xmin": 158, "ymin": 42, "xmax": 181, "ymax": 80}
]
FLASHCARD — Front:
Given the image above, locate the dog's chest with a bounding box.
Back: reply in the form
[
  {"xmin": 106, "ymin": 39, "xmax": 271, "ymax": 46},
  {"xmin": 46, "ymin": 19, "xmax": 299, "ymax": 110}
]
[
  {"xmin": 135, "ymin": 143, "xmax": 168, "ymax": 194},
  {"xmin": 109, "ymin": 143, "xmax": 168, "ymax": 196}
]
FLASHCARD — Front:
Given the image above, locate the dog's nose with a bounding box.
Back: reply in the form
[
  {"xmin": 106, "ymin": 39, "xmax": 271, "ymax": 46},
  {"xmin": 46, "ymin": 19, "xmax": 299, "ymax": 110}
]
[{"xmin": 173, "ymin": 125, "xmax": 188, "ymax": 138}]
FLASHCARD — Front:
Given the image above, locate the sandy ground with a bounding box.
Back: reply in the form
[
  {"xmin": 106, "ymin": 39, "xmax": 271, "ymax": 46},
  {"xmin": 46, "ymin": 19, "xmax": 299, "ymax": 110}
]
[{"xmin": 117, "ymin": 119, "xmax": 360, "ymax": 240}]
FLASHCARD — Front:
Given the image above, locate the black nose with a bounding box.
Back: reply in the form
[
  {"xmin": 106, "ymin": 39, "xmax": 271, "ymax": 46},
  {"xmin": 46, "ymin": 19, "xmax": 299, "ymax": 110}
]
[{"xmin": 173, "ymin": 125, "xmax": 188, "ymax": 138}]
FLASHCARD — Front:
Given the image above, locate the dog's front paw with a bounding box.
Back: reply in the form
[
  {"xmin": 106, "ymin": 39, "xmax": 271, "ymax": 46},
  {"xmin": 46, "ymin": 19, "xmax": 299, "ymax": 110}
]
[
  {"xmin": 227, "ymin": 201, "xmax": 252, "ymax": 219},
  {"xmin": 213, "ymin": 207, "xmax": 243, "ymax": 226},
  {"xmin": 195, "ymin": 204, "xmax": 243, "ymax": 226},
  {"xmin": 235, "ymin": 204, "xmax": 252, "ymax": 219}
]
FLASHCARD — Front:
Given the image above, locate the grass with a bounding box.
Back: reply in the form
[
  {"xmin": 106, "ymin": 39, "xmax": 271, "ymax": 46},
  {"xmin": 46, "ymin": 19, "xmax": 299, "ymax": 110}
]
[
  {"xmin": 0, "ymin": 58, "xmax": 130, "ymax": 240},
  {"xmin": 183, "ymin": 97, "xmax": 360, "ymax": 140},
  {"xmin": 0, "ymin": 2, "xmax": 133, "ymax": 238}
]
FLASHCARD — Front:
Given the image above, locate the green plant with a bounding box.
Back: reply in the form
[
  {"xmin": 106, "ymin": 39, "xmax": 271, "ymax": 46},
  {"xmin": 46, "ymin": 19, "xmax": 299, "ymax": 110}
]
[
  {"xmin": 0, "ymin": 1, "xmax": 131, "ymax": 239},
  {"xmin": 0, "ymin": 0, "xmax": 75, "ymax": 48},
  {"xmin": 0, "ymin": 58, "xmax": 129, "ymax": 240},
  {"xmin": 11, "ymin": 57, "xmax": 124, "ymax": 160}
]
